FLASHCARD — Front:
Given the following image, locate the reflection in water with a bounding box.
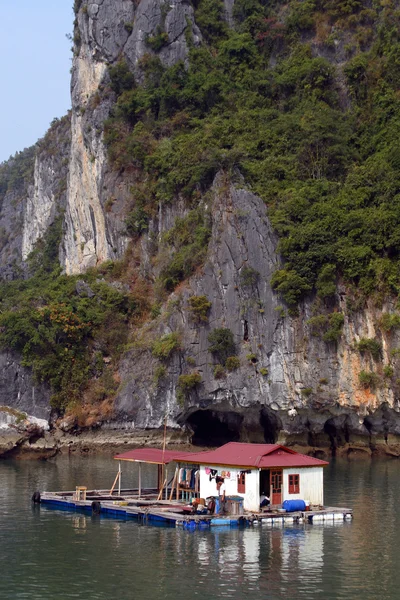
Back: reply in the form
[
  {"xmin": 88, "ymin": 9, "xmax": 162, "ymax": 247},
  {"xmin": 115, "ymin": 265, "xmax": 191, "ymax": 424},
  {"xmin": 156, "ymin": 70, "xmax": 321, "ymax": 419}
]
[
  {"xmin": 2, "ymin": 457, "xmax": 400, "ymax": 599},
  {"xmin": 186, "ymin": 525, "xmax": 326, "ymax": 600}
]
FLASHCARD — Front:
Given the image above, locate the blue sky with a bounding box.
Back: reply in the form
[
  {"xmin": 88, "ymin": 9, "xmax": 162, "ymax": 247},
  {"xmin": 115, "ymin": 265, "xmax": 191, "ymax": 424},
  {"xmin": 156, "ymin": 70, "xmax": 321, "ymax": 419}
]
[{"xmin": 0, "ymin": 1, "xmax": 73, "ymax": 163}]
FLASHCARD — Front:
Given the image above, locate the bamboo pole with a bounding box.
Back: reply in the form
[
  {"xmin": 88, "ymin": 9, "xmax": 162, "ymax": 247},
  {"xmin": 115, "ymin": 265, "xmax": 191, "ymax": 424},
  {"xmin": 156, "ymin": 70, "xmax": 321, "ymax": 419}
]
[
  {"xmin": 160, "ymin": 414, "xmax": 167, "ymax": 498},
  {"xmin": 169, "ymin": 468, "xmax": 178, "ymax": 501},
  {"xmin": 118, "ymin": 462, "xmax": 121, "ymax": 496},
  {"xmin": 109, "ymin": 470, "xmax": 120, "ymax": 495},
  {"xmin": 157, "ymin": 479, "xmax": 167, "ymax": 501},
  {"xmin": 138, "ymin": 462, "xmax": 142, "ymax": 499}
]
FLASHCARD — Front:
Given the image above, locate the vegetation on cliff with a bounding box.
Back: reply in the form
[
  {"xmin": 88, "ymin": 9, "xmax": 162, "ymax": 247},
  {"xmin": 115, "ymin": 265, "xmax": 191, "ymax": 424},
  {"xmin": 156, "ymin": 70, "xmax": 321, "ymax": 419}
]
[
  {"xmin": 105, "ymin": 0, "xmax": 400, "ymax": 310},
  {"xmin": 0, "ymin": 215, "xmax": 147, "ymax": 410},
  {"xmin": 0, "ymin": 147, "xmax": 35, "ymax": 198}
]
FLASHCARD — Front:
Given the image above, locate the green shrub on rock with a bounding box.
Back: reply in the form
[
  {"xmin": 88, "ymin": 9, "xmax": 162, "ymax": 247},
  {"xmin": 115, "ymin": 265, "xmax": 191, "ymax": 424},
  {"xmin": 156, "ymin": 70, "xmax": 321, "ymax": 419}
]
[
  {"xmin": 307, "ymin": 312, "xmax": 344, "ymax": 343},
  {"xmin": 108, "ymin": 60, "xmax": 135, "ymax": 96},
  {"xmin": 246, "ymin": 353, "xmax": 258, "ymax": 364},
  {"xmin": 188, "ymin": 295, "xmax": 212, "ymax": 322},
  {"xmin": 178, "ymin": 372, "xmax": 201, "ymax": 390},
  {"xmin": 226, "ymin": 356, "xmax": 240, "ymax": 371},
  {"xmin": 177, "ymin": 372, "xmax": 202, "ymax": 404},
  {"xmin": 379, "ymin": 313, "xmax": 400, "ymax": 333},
  {"xmin": 213, "ymin": 364, "xmax": 226, "ymax": 379},
  {"xmin": 159, "ymin": 209, "xmax": 212, "ymax": 293},
  {"xmin": 240, "ymin": 266, "xmax": 259, "ymax": 288},
  {"xmin": 125, "ymin": 206, "xmax": 150, "ymax": 238},
  {"xmin": 383, "ymin": 365, "xmax": 394, "ymax": 379},
  {"xmin": 323, "ymin": 313, "xmax": 345, "ymax": 343},
  {"xmin": 146, "ymin": 27, "xmax": 169, "ymax": 52},
  {"xmin": 359, "ymin": 370, "xmax": 380, "ymax": 389},
  {"xmin": 208, "ymin": 328, "xmax": 236, "ymax": 365},
  {"xmin": 153, "ymin": 365, "xmax": 167, "ymax": 386},
  {"xmin": 356, "ymin": 338, "xmax": 382, "ymax": 361},
  {"xmin": 151, "ymin": 332, "xmax": 181, "ymax": 360},
  {"xmin": 301, "ymin": 387, "xmax": 313, "ymax": 397}
]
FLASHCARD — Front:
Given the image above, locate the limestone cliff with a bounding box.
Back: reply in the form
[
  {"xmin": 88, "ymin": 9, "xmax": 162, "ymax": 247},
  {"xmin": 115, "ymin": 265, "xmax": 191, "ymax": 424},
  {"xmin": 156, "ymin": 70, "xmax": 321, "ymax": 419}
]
[
  {"xmin": 0, "ymin": 117, "xmax": 70, "ymax": 455},
  {"xmin": 112, "ymin": 177, "xmax": 400, "ymax": 457},
  {"xmin": 0, "ymin": 115, "xmax": 70, "ymax": 278},
  {"xmin": 63, "ymin": 0, "xmax": 201, "ymax": 274},
  {"xmin": 0, "ymin": 0, "xmax": 400, "ymax": 458}
]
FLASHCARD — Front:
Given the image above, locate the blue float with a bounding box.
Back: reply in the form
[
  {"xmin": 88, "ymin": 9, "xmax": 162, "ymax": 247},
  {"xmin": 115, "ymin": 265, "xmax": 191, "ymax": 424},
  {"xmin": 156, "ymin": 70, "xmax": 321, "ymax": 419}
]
[{"xmin": 282, "ymin": 499, "xmax": 306, "ymax": 512}]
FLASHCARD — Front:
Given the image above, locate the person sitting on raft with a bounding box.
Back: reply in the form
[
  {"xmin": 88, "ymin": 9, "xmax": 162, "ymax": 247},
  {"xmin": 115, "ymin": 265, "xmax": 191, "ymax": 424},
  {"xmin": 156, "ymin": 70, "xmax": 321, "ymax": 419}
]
[{"xmin": 260, "ymin": 492, "xmax": 270, "ymax": 509}]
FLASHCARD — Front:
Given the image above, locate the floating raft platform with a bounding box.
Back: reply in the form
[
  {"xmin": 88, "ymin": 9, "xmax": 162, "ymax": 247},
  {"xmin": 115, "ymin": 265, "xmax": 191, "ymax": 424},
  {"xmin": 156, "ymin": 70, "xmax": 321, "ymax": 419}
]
[{"xmin": 38, "ymin": 488, "xmax": 353, "ymax": 529}]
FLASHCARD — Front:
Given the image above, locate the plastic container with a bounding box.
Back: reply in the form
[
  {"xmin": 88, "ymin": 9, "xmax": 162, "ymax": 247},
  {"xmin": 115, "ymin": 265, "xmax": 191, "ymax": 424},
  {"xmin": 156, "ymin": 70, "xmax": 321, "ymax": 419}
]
[
  {"xmin": 282, "ymin": 499, "xmax": 306, "ymax": 512},
  {"xmin": 226, "ymin": 496, "xmax": 244, "ymax": 515}
]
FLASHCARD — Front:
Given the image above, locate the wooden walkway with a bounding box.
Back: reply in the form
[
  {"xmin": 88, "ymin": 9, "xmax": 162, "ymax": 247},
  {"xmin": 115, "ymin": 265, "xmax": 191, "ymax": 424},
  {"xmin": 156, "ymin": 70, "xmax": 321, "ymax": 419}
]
[{"xmin": 37, "ymin": 488, "xmax": 353, "ymax": 529}]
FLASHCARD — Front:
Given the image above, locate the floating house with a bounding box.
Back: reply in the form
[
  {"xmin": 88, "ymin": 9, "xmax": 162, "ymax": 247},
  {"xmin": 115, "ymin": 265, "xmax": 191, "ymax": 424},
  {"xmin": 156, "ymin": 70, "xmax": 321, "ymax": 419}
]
[
  {"xmin": 38, "ymin": 442, "xmax": 352, "ymax": 528},
  {"xmin": 175, "ymin": 443, "xmax": 328, "ymax": 512},
  {"xmin": 114, "ymin": 442, "xmax": 329, "ymax": 512}
]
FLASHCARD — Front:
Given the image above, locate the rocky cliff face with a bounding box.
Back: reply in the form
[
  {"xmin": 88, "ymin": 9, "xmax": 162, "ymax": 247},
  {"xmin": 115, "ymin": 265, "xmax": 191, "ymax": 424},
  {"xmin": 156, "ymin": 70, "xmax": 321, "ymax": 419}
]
[
  {"xmin": 0, "ymin": 117, "xmax": 70, "ymax": 455},
  {"xmin": 0, "ymin": 0, "xmax": 400, "ymax": 458},
  {"xmin": 111, "ymin": 176, "xmax": 400, "ymax": 457},
  {"xmin": 0, "ymin": 351, "xmax": 50, "ymax": 419},
  {"xmin": 0, "ymin": 115, "xmax": 71, "ymax": 277},
  {"xmin": 23, "ymin": 116, "xmax": 71, "ymax": 260},
  {"xmin": 63, "ymin": 0, "xmax": 201, "ymax": 274}
]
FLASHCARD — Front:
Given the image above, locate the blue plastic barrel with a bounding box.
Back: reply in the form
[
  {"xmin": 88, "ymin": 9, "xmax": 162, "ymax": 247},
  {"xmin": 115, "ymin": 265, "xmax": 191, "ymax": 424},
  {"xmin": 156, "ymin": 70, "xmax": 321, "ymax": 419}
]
[{"xmin": 282, "ymin": 499, "xmax": 306, "ymax": 512}]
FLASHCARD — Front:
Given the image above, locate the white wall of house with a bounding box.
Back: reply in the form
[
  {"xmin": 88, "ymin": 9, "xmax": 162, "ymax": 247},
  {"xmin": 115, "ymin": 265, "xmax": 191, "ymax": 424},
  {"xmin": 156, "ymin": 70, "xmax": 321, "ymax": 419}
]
[
  {"xmin": 198, "ymin": 465, "xmax": 260, "ymax": 511},
  {"xmin": 282, "ymin": 467, "xmax": 324, "ymax": 506},
  {"xmin": 194, "ymin": 464, "xmax": 324, "ymax": 510}
]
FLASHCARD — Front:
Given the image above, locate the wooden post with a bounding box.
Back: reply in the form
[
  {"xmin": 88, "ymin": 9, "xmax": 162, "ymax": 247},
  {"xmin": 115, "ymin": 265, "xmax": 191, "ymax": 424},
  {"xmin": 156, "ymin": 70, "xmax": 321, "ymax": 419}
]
[
  {"xmin": 158, "ymin": 464, "xmax": 162, "ymax": 492},
  {"xmin": 138, "ymin": 462, "xmax": 142, "ymax": 499},
  {"xmin": 169, "ymin": 468, "xmax": 178, "ymax": 501},
  {"xmin": 176, "ymin": 463, "xmax": 180, "ymax": 501},
  {"xmin": 109, "ymin": 470, "xmax": 120, "ymax": 495},
  {"xmin": 165, "ymin": 467, "xmax": 168, "ymax": 500},
  {"xmin": 157, "ymin": 479, "xmax": 167, "ymax": 501},
  {"xmin": 160, "ymin": 414, "xmax": 167, "ymax": 500},
  {"xmin": 118, "ymin": 462, "xmax": 121, "ymax": 496}
]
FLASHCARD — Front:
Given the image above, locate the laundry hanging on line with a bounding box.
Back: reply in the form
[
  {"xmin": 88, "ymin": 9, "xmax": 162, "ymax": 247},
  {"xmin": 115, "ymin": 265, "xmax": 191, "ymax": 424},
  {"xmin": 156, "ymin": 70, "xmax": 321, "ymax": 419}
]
[{"xmin": 178, "ymin": 467, "xmax": 199, "ymax": 492}]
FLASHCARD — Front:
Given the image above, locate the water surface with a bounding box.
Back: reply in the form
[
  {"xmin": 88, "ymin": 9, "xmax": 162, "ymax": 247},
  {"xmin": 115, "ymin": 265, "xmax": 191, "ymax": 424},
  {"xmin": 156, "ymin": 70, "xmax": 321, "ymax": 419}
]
[{"xmin": 1, "ymin": 455, "xmax": 399, "ymax": 599}]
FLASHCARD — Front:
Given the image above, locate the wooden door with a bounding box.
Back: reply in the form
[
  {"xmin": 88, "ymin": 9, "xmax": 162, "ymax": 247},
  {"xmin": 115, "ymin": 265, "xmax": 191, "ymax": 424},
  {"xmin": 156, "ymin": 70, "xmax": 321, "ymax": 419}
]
[{"xmin": 271, "ymin": 470, "xmax": 283, "ymax": 505}]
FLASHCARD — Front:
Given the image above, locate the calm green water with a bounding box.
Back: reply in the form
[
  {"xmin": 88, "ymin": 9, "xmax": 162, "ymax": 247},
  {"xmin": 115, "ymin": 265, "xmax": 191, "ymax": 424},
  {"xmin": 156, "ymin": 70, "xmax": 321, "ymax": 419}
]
[{"xmin": 1, "ymin": 455, "xmax": 399, "ymax": 600}]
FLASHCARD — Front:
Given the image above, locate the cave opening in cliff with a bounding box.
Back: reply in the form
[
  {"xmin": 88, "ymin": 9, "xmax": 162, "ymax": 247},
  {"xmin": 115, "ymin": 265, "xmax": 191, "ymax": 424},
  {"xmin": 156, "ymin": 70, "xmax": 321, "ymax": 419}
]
[
  {"xmin": 324, "ymin": 420, "xmax": 338, "ymax": 455},
  {"xmin": 186, "ymin": 410, "xmax": 243, "ymax": 446},
  {"xmin": 260, "ymin": 407, "xmax": 282, "ymax": 444},
  {"xmin": 324, "ymin": 417, "xmax": 349, "ymax": 455}
]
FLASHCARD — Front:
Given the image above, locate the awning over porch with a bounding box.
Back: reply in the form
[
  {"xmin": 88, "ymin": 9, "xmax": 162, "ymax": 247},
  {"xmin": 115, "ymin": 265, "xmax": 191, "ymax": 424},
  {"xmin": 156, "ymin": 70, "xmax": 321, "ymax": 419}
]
[{"xmin": 114, "ymin": 448, "xmax": 194, "ymax": 465}]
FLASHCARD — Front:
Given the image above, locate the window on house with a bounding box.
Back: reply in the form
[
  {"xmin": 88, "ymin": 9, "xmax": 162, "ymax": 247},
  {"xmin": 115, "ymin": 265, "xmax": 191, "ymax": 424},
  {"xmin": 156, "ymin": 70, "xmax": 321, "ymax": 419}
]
[
  {"xmin": 237, "ymin": 472, "xmax": 246, "ymax": 493},
  {"xmin": 288, "ymin": 474, "xmax": 300, "ymax": 494}
]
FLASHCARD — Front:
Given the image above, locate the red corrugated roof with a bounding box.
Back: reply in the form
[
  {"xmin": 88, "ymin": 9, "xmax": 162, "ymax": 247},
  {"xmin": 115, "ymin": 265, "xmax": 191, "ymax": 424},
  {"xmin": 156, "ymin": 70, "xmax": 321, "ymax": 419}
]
[
  {"xmin": 114, "ymin": 448, "xmax": 194, "ymax": 465},
  {"xmin": 114, "ymin": 443, "xmax": 329, "ymax": 468},
  {"xmin": 258, "ymin": 449, "xmax": 329, "ymax": 468},
  {"xmin": 175, "ymin": 442, "xmax": 328, "ymax": 468}
]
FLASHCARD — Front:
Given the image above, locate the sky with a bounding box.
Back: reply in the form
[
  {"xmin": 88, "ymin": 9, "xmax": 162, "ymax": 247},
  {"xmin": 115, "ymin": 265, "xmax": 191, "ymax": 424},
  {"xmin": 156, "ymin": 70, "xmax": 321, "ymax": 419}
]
[{"xmin": 0, "ymin": 0, "xmax": 73, "ymax": 163}]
